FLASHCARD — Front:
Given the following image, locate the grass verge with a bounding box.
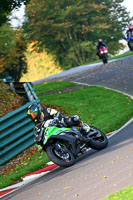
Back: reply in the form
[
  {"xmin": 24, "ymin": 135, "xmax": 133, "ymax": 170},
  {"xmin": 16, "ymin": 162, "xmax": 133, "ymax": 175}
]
[
  {"xmin": 108, "ymin": 51, "xmax": 133, "ymax": 60},
  {"xmin": 0, "ymin": 147, "xmax": 50, "ymax": 189},
  {"xmin": 38, "ymin": 82, "xmax": 133, "ymax": 133},
  {"xmin": 83, "ymin": 51, "xmax": 133, "ymax": 65},
  {"xmin": 33, "ymin": 80, "xmax": 77, "ymax": 94},
  {"xmin": 1, "ymin": 81, "xmax": 133, "ymax": 190},
  {"xmin": 104, "ymin": 185, "xmax": 133, "ymax": 200}
]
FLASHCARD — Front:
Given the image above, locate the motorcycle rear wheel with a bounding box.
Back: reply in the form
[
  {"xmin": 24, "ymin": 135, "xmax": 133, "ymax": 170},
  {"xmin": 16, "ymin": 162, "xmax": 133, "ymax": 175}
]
[
  {"xmin": 46, "ymin": 143, "xmax": 75, "ymax": 167},
  {"xmin": 87, "ymin": 126, "xmax": 108, "ymax": 150}
]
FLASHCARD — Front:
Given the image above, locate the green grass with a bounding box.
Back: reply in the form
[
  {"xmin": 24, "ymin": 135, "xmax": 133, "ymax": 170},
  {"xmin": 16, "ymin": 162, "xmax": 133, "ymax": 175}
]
[
  {"xmin": 1, "ymin": 80, "xmax": 133, "ymax": 190},
  {"xmin": 104, "ymin": 186, "xmax": 133, "ymax": 200},
  {"xmin": 0, "ymin": 150, "xmax": 50, "ymax": 189},
  {"xmin": 33, "ymin": 81, "xmax": 77, "ymax": 94},
  {"xmin": 38, "ymin": 83, "xmax": 133, "ymax": 133},
  {"xmin": 83, "ymin": 51, "xmax": 133, "ymax": 65},
  {"xmin": 108, "ymin": 51, "xmax": 133, "ymax": 60}
]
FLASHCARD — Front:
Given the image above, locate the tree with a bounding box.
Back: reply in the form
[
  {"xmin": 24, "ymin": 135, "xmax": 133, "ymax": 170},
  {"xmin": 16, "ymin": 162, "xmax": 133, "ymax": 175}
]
[
  {"xmin": 0, "ymin": 24, "xmax": 27, "ymax": 81},
  {"xmin": 20, "ymin": 41, "xmax": 63, "ymax": 82},
  {"xmin": 0, "ymin": 0, "xmax": 29, "ymax": 26},
  {"xmin": 0, "ymin": 23, "xmax": 16, "ymax": 73},
  {"xmin": 23, "ymin": 0, "xmax": 133, "ymax": 68}
]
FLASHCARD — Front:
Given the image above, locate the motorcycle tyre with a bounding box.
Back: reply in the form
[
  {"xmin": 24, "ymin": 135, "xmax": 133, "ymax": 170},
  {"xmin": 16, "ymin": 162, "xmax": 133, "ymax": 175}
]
[
  {"xmin": 87, "ymin": 126, "xmax": 108, "ymax": 150},
  {"xmin": 102, "ymin": 55, "xmax": 108, "ymax": 64},
  {"xmin": 128, "ymin": 41, "xmax": 133, "ymax": 51},
  {"xmin": 46, "ymin": 144, "xmax": 75, "ymax": 167}
]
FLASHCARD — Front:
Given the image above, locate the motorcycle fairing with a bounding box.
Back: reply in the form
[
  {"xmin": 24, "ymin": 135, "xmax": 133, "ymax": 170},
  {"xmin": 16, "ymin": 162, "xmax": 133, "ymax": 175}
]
[
  {"xmin": 43, "ymin": 127, "xmax": 80, "ymax": 156},
  {"xmin": 129, "ymin": 36, "xmax": 133, "ymax": 41},
  {"xmin": 43, "ymin": 126, "xmax": 71, "ymax": 145}
]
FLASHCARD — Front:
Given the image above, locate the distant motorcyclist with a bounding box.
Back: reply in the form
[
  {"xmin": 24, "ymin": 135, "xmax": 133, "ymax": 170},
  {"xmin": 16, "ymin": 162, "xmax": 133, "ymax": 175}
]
[
  {"xmin": 126, "ymin": 25, "xmax": 133, "ymax": 50},
  {"xmin": 96, "ymin": 39, "xmax": 108, "ymax": 59}
]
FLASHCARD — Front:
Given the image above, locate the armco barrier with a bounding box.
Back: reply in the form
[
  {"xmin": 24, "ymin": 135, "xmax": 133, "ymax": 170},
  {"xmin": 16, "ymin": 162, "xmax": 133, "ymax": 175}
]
[
  {"xmin": 23, "ymin": 82, "xmax": 39, "ymax": 102},
  {"xmin": 0, "ymin": 82, "xmax": 40, "ymax": 165}
]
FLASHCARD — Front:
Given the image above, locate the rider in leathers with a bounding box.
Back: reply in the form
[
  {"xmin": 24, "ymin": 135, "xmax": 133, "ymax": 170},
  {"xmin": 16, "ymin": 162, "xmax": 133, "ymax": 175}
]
[
  {"xmin": 126, "ymin": 25, "xmax": 133, "ymax": 50},
  {"xmin": 96, "ymin": 39, "xmax": 108, "ymax": 58},
  {"xmin": 27, "ymin": 104, "xmax": 90, "ymax": 146}
]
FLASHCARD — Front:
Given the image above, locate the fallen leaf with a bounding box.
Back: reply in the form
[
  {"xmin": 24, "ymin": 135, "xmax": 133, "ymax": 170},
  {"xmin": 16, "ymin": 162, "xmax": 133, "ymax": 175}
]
[
  {"xmin": 120, "ymin": 157, "xmax": 124, "ymax": 161},
  {"xmin": 90, "ymin": 174, "xmax": 94, "ymax": 177},
  {"xmin": 64, "ymin": 186, "xmax": 71, "ymax": 190},
  {"xmin": 24, "ymin": 163, "xmax": 28, "ymax": 166}
]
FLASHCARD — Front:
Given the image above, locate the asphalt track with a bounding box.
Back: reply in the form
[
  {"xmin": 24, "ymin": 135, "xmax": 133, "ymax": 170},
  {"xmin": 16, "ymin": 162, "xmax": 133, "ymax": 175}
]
[
  {"xmin": 66, "ymin": 56, "xmax": 133, "ymax": 96},
  {"xmin": 2, "ymin": 55, "xmax": 133, "ymax": 200}
]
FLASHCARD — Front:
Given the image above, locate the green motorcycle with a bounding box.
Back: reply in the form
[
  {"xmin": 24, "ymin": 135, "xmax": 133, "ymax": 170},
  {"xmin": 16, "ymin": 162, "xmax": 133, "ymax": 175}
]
[{"xmin": 34, "ymin": 119, "xmax": 108, "ymax": 167}]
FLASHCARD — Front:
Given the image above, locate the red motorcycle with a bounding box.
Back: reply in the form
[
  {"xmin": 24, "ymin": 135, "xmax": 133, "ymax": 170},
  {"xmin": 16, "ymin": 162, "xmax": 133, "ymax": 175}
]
[{"xmin": 99, "ymin": 47, "xmax": 108, "ymax": 64}]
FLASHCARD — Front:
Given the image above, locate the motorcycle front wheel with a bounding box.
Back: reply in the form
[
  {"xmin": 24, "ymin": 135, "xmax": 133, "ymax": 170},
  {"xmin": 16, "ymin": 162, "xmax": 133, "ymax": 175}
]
[
  {"xmin": 128, "ymin": 41, "xmax": 133, "ymax": 51},
  {"xmin": 87, "ymin": 126, "xmax": 108, "ymax": 150},
  {"xmin": 102, "ymin": 55, "xmax": 108, "ymax": 64},
  {"xmin": 46, "ymin": 143, "xmax": 75, "ymax": 167}
]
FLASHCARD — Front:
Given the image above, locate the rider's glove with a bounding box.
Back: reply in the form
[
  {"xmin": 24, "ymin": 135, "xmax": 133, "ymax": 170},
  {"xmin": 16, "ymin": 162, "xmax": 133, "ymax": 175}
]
[
  {"xmin": 51, "ymin": 117, "xmax": 59, "ymax": 125},
  {"xmin": 81, "ymin": 122, "xmax": 90, "ymax": 132}
]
